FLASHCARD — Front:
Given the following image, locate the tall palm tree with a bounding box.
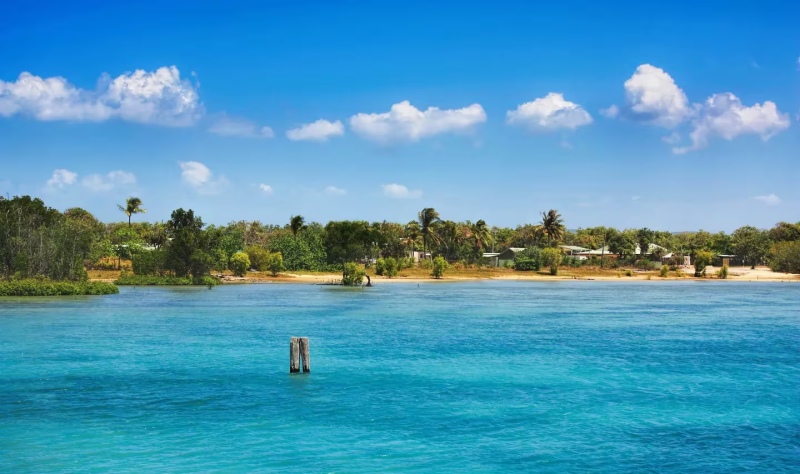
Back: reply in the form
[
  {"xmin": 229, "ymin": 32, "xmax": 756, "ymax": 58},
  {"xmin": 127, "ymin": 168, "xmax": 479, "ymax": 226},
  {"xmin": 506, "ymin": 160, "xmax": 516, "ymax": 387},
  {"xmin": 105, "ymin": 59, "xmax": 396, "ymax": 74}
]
[
  {"xmin": 470, "ymin": 219, "xmax": 494, "ymax": 252},
  {"xmin": 289, "ymin": 215, "xmax": 306, "ymax": 238},
  {"xmin": 404, "ymin": 221, "xmax": 421, "ymax": 258},
  {"xmin": 540, "ymin": 209, "xmax": 565, "ymax": 245},
  {"xmin": 417, "ymin": 207, "xmax": 440, "ymax": 261},
  {"xmin": 117, "ymin": 197, "xmax": 146, "ymax": 227}
]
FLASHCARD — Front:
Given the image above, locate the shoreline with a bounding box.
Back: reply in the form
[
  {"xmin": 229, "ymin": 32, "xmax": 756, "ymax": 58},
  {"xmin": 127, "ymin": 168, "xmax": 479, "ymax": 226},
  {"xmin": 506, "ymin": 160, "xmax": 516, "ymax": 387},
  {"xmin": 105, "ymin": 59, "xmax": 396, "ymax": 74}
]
[{"xmin": 88, "ymin": 266, "xmax": 800, "ymax": 285}]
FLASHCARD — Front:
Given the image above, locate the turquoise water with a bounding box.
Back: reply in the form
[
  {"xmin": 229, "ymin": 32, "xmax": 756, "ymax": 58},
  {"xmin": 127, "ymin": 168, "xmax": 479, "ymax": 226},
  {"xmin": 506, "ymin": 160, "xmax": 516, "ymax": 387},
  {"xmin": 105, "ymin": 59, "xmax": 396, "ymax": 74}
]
[{"xmin": 1, "ymin": 281, "xmax": 798, "ymax": 472}]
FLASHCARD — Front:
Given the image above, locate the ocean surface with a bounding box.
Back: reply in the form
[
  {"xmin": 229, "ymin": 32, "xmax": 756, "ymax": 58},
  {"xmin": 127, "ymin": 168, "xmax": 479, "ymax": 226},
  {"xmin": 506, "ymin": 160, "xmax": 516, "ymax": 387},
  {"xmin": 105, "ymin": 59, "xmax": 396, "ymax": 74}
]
[{"xmin": 0, "ymin": 281, "xmax": 798, "ymax": 473}]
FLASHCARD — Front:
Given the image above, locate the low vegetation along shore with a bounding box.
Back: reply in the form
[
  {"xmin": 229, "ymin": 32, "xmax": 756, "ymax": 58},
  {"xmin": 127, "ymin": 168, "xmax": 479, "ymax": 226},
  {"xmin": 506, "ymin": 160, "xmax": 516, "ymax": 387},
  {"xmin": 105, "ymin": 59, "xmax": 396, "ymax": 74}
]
[{"xmin": 2, "ymin": 195, "xmax": 799, "ymax": 295}]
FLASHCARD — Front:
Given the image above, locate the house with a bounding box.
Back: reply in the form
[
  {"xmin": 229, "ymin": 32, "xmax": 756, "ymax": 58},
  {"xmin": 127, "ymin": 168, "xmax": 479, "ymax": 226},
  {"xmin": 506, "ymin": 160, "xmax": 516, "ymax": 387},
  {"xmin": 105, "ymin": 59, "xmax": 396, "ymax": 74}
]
[
  {"xmin": 495, "ymin": 247, "xmax": 526, "ymax": 267},
  {"xmin": 635, "ymin": 243, "xmax": 669, "ymax": 256},
  {"xmin": 575, "ymin": 246, "xmax": 616, "ymax": 259},
  {"xmin": 559, "ymin": 245, "xmax": 589, "ymax": 256},
  {"xmin": 482, "ymin": 252, "xmax": 500, "ymax": 267},
  {"xmin": 410, "ymin": 250, "xmax": 431, "ymax": 262}
]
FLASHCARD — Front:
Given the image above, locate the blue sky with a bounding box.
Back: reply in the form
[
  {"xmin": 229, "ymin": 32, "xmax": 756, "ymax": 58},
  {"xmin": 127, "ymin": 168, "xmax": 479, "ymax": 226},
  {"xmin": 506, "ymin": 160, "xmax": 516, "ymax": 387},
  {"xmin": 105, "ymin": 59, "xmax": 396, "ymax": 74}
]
[{"xmin": 1, "ymin": 0, "xmax": 798, "ymax": 231}]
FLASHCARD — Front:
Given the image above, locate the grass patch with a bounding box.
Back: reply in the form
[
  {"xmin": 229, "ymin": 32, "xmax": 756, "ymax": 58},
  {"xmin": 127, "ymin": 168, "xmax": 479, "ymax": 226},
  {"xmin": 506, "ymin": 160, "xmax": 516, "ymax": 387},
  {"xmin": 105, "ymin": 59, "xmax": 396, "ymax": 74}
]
[
  {"xmin": 0, "ymin": 279, "xmax": 118, "ymax": 296},
  {"xmin": 115, "ymin": 274, "xmax": 220, "ymax": 286}
]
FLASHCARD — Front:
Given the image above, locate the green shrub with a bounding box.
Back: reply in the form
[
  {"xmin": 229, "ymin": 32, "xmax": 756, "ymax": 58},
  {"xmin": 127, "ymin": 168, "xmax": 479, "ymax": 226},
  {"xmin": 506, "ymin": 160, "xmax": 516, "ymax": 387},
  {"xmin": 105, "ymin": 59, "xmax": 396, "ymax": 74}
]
[
  {"xmin": 375, "ymin": 258, "xmax": 386, "ymax": 275},
  {"xmin": 245, "ymin": 245, "xmax": 270, "ymax": 271},
  {"xmin": 659, "ymin": 265, "xmax": 669, "ymax": 278},
  {"xmin": 0, "ymin": 278, "xmax": 118, "ymax": 296},
  {"xmin": 131, "ymin": 249, "xmax": 167, "ymax": 276},
  {"xmin": 694, "ymin": 250, "xmax": 713, "ymax": 277},
  {"xmin": 266, "ymin": 251, "xmax": 284, "ymax": 276},
  {"xmin": 431, "ymin": 256, "xmax": 448, "ymax": 279},
  {"xmin": 115, "ymin": 274, "xmax": 219, "ymax": 286},
  {"xmin": 229, "ymin": 251, "xmax": 250, "ymax": 277},
  {"xmin": 514, "ymin": 248, "xmax": 541, "ymax": 271},
  {"xmin": 419, "ymin": 258, "xmax": 433, "ymax": 270},
  {"xmin": 384, "ymin": 257, "xmax": 398, "ymax": 277},
  {"xmin": 540, "ymin": 248, "xmax": 562, "ymax": 275},
  {"xmin": 342, "ymin": 262, "xmax": 365, "ymax": 286},
  {"xmin": 769, "ymin": 241, "xmax": 800, "ymax": 273},
  {"xmin": 717, "ymin": 264, "xmax": 729, "ymax": 279},
  {"xmin": 625, "ymin": 270, "xmax": 633, "ymax": 277}
]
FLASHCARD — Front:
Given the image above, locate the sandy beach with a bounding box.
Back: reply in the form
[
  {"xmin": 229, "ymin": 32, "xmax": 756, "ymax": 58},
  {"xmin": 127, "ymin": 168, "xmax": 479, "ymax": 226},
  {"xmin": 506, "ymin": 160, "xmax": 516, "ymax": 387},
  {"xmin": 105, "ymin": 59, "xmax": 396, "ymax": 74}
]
[{"xmin": 204, "ymin": 265, "xmax": 799, "ymax": 285}]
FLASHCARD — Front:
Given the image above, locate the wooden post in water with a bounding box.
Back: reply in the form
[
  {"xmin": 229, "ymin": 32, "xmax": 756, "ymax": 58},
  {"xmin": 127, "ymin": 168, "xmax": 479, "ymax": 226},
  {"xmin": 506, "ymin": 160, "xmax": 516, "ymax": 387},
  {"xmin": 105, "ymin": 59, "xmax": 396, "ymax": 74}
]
[
  {"xmin": 290, "ymin": 337, "xmax": 300, "ymax": 373},
  {"xmin": 299, "ymin": 337, "xmax": 310, "ymax": 373}
]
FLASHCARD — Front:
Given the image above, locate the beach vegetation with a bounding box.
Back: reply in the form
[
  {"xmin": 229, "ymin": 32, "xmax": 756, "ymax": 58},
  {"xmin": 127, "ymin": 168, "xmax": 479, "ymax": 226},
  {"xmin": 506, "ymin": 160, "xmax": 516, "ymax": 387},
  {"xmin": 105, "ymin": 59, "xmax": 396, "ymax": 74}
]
[
  {"xmin": 431, "ymin": 256, "xmax": 448, "ymax": 279},
  {"xmin": 768, "ymin": 241, "xmax": 800, "ymax": 273},
  {"xmin": 660, "ymin": 265, "xmax": 669, "ymax": 278},
  {"xmin": 342, "ymin": 262, "xmax": 365, "ymax": 286},
  {"xmin": 230, "ymin": 251, "xmax": 250, "ymax": 276},
  {"xmin": 732, "ymin": 226, "xmax": 771, "ymax": 269},
  {"xmin": 694, "ymin": 250, "xmax": 713, "ymax": 277},
  {"xmin": 0, "ymin": 278, "xmax": 118, "ymax": 296}
]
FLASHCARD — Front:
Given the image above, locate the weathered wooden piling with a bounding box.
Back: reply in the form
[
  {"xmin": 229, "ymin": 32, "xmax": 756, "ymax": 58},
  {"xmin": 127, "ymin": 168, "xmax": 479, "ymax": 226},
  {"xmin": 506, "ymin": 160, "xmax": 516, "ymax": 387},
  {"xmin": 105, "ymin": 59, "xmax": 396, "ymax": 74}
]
[
  {"xmin": 299, "ymin": 337, "xmax": 310, "ymax": 373},
  {"xmin": 290, "ymin": 337, "xmax": 301, "ymax": 373},
  {"xmin": 290, "ymin": 337, "xmax": 310, "ymax": 374}
]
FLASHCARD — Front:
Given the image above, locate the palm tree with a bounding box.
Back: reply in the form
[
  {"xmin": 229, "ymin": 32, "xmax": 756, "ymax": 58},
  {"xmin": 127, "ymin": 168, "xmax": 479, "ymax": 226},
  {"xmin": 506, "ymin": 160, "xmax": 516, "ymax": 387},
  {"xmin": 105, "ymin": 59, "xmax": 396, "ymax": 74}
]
[
  {"xmin": 418, "ymin": 207, "xmax": 440, "ymax": 261},
  {"xmin": 404, "ymin": 221, "xmax": 421, "ymax": 258},
  {"xmin": 470, "ymin": 219, "xmax": 494, "ymax": 252},
  {"xmin": 117, "ymin": 197, "xmax": 146, "ymax": 227},
  {"xmin": 540, "ymin": 209, "xmax": 565, "ymax": 245},
  {"xmin": 289, "ymin": 215, "xmax": 306, "ymax": 238}
]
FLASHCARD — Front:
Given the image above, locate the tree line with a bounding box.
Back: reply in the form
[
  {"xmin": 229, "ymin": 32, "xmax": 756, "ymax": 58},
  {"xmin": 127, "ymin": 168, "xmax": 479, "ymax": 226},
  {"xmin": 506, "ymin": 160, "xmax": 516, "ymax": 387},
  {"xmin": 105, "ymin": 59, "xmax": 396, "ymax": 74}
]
[{"xmin": 2, "ymin": 195, "xmax": 799, "ymax": 284}]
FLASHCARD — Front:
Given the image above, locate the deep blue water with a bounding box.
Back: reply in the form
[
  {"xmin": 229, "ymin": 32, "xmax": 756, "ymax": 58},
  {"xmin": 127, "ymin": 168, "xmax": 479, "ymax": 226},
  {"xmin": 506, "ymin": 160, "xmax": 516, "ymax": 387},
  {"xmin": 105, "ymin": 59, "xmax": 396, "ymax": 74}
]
[{"xmin": 0, "ymin": 281, "xmax": 799, "ymax": 473}]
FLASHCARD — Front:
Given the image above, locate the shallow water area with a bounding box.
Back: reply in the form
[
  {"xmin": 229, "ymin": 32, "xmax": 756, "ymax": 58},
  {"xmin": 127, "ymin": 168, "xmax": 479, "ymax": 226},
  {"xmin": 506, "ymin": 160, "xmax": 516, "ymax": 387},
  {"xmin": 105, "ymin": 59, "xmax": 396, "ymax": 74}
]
[{"xmin": 1, "ymin": 281, "xmax": 798, "ymax": 472}]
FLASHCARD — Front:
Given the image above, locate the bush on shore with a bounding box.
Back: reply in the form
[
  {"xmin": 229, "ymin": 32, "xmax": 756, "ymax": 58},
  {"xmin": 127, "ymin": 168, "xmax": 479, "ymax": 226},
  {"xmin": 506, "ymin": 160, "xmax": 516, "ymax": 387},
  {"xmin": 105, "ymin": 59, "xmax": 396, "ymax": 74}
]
[
  {"xmin": 0, "ymin": 278, "xmax": 118, "ymax": 296},
  {"xmin": 115, "ymin": 274, "xmax": 219, "ymax": 286}
]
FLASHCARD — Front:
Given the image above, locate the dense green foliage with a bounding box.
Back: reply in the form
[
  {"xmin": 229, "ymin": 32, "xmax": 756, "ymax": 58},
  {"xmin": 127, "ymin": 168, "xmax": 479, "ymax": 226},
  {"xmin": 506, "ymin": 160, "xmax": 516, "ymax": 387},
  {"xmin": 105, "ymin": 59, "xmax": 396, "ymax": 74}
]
[
  {"xmin": 539, "ymin": 247, "xmax": 562, "ymax": 275},
  {"xmin": 694, "ymin": 250, "xmax": 713, "ymax": 277},
  {"xmin": 0, "ymin": 278, "xmax": 118, "ymax": 296},
  {"xmin": 717, "ymin": 264, "xmax": 729, "ymax": 279},
  {"xmin": 514, "ymin": 248, "xmax": 541, "ymax": 271},
  {"xmin": 432, "ymin": 256, "xmax": 448, "ymax": 279},
  {"xmin": 768, "ymin": 241, "xmax": 800, "ymax": 273},
  {"xmin": 342, "ymin": 262, "xmax": 365, "ymax": 286},
  {"xmin": 383, "ymin": 257, "xmax": 398, "ymax": 277},
  {"xmin": 266, "ymin": 252, "xmax": 284, "ymax": 276},
  {"xmin": 115, "ymin": 274, "xmax": 219, "ymax": 286},
  {"xmin": 229, "ymin": 252, "xmax": 250, "ymax": 277},
  {"xmin": 0, "ymin": 197, "xmax": 102, "ymax": 281},
  {"xmin": 732, "ymin": 226, "xmax": 771, "ymax": 269}
]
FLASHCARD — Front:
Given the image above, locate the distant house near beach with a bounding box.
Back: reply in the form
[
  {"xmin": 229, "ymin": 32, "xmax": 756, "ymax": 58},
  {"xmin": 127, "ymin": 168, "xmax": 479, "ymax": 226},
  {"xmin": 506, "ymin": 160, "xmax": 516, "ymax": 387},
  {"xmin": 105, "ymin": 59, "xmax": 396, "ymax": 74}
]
[
  {"xmin": 410, "ymin": 250, "xmax": 431, "ymax": 262},
  {"xmin": 486, "ymin": 247, "xmax": 526, "ymax": 267},
  {"xmin": 482, "ymin": 252, "xmax": 500, "ymax": 267}
]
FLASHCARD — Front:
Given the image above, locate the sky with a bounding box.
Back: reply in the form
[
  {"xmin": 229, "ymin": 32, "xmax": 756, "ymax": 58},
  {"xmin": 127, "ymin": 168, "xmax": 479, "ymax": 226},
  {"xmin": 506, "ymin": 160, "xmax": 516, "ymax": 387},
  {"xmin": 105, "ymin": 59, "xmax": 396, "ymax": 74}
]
[{"xmin": 1, "ymin": 0, "xmax": 798, "ymax": 232}]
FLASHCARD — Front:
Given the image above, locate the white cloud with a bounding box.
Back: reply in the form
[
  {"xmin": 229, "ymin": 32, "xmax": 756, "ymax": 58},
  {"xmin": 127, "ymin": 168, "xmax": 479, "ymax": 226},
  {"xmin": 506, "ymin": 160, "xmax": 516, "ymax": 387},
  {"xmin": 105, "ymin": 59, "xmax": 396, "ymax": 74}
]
[
  {"xmin": 258, "ymin": 183, "xmax": 273, "ymax": 194},
  {"xmin": 209, "ymin": 114, "xmax": 274, "ymax": 138},
  {"xmin": 46, "ymin": 169, "xmax": 77, "ymax": 189},
  {"xmin": 0, "ymin": 66, "xmax": 201, "ymax": 126},
  {"xmin": 179, "ymin": 161, "xmax": 227, "ymax": 195},
  {"xmin": 618, "ymin": 64, "xmax": 691, "ymax": 127},
  {"xmin": 661, "ymin": 132, "xmax": 681, "ymax": 145},
  {"xmin": 600, "ymin": 105, "xmax": 619, "ymax": 118},
  {"xmin": 381, "ymin": 183, "xmax": 422, "ymax": 199},
  {"xmin": 350, "ymin": 100, "xmax": 486, "ymax": 143},
  {"xmin": 673, "ymin": 93, "xmax": 790, "ymax": 154},
  {"xmin": 754, "ymin": 194, "xmax": 781, "ymax": 205},
  {"xmin": 286, "ymin": 119, "xmax": 344, "ymax": 141},
  {"xmin": 506, "ymin": 93, "xmax": 592, "ymax": 131},
  {"xmin": 324, "ymin": 186, "xmax": 347, "ymax": 196},
  {"xmin": 82, "ymin": 170, "xmax": 136, "ymax": 192}
]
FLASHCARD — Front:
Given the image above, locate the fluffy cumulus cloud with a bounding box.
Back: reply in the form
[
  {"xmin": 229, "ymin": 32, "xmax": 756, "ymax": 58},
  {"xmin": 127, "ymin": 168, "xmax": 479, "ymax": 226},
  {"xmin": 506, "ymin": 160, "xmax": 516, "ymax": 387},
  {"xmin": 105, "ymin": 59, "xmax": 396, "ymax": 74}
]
[
  {"xmin": 620, "ymin": 64, "xmax": 691, "ymax": 127},
  {"xmin": 46, "ymin": 169, "xmax": 77, "ymax": 189},
  {"xmin": 754, "ymin": 193, "xmax": 781, "ymax": 205},
  {"xmin": 0, "ymin": 66, "xmax": 201, "ymax": 126},
  {"xmin": 82, "ymin": 170, "xmax": 136, "ymax": 192},
  {"xmin": 286, "ymin": 119, "xmax": 344, "ymax": 141},
  {"xmin": 506, "ymin": 93, "xmax": 592, "ymax": 131},
  {"xmin": 674, "ymin": 93, "xmax": 790, "ymax": 154},
  {"xmin": 350, "ymin": 101, "xmax": 486, "ymax": 143},
  {"xmin": 258, "ymin": 183, "xmax": 273, "ymax": 194},
  {"xmin": 381, "ymin": 183, "xmax": 422, "ymax": 199},
  {"xmin": 179, "ymin": 161, "xmax": 227, "ymax": 195},
  {"xmin": 209, "ymin": 114, "xmax": 274, "ymax": 138},
  {"xmin": 324, "ymin": 186, "xmax": 346, "ymax": 196}
]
